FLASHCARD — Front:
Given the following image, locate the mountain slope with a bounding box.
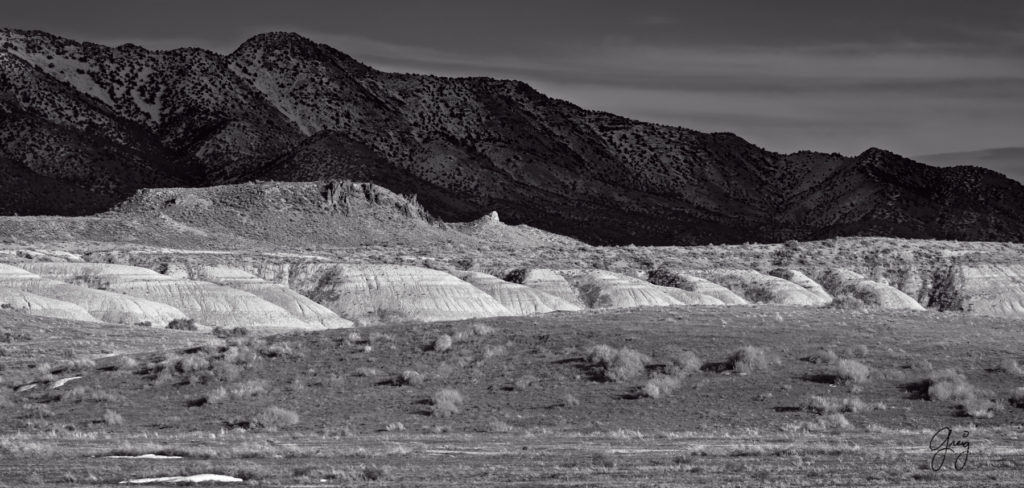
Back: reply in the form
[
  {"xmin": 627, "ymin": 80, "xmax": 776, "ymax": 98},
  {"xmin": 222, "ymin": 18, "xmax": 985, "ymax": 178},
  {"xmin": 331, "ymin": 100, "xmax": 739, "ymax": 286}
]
[
  {"xmin": 916, "ymin": 147, "xmax": 1024, "ymax": 185},
  {"xmin": 2, "ymin": 29, "xmax": 1023, "ymax": 244}
]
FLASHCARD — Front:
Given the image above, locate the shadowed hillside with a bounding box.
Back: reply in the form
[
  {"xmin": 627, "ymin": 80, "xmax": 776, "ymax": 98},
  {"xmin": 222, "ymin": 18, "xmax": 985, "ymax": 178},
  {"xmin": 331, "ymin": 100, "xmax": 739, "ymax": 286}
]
[{"xmin": 2, "ymin": 29, "xmax": 1024, "ymax": 244}]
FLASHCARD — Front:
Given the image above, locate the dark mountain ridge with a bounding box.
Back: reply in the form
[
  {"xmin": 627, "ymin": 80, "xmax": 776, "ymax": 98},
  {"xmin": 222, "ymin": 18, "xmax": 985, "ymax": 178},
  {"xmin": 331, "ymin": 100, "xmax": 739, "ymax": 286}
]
[{"xmin": 2, "ymin": 28, "xmax": 1022, "ymax": 244}]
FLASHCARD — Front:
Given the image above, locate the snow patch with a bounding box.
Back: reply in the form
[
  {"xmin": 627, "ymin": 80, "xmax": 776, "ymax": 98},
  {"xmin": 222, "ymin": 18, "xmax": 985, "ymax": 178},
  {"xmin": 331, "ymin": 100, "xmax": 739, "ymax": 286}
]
[{"xmin": 120, "ymin": 474, "xmax": 242, "ymax": 484}]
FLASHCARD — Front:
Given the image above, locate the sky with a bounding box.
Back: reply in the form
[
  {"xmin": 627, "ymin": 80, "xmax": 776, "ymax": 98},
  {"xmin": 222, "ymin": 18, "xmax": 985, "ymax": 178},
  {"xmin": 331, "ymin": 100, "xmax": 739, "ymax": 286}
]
[{"xmin": 5, "ymin": 1, "xmax": 1023, "ymax": 168}]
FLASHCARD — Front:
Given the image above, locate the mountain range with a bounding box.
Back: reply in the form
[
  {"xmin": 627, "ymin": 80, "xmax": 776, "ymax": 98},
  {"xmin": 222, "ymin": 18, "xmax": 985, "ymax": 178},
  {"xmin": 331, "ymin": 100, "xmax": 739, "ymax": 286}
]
[
  {"xmin": 2, "ymin": 29, "xmax": 1023, "ymax": 245},
  {"xmin": 916, "ymin": 148, "xmax": 1024, "ymax": 186}
]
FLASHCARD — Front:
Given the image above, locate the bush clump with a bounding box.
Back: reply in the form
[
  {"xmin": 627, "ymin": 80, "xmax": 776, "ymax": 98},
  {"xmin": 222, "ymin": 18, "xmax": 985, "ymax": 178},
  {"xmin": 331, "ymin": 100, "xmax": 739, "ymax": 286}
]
[
  {"xmin": 666, "ymin": 349, "xmax": 702, "ymax": 376},
  {"xmin": 1010, "ymin": 387, "xmax": 1024, "ymax": 408},
  {"xmin": 102, "ymin": 409, "xmax": 124, "ymax": 426},
  {"xmin": 251, "ymin": 406, "xmax": 300, "ymax": 430},
  {"xmin": 641, "ymin": 375, "xmax": 681, "ymax": 399},
  {"xmin": 431, "ymin": 388, "xmax": 464, "ymax": 417},
  {"xmin": 803, "ymin": 395, "xmax": 884, "ymax": 415},
  {"xmin": 587, "ymin": 345, "xmax": 650, "ymax": 382},
  {"xmin": 926, "ymin": 369, "xmax": 976, "ymax": 402},
  {"xmin": 997, "ymin": 358, "xmax": 1024, "ymax": 376},
  {"xmin": 399, "ymin": 370, "xmax": 424, "ymax": 386},
  {"xmin": 167, "ymin": 318, "xmax": 198, "ymax": 331},
  {"xmin": 433, "ymin": 334, "xmax": 453, "ymax": 353},
  {"xmin": 835, "ymin": 359, "xmax": 871, "ymax": 384},
  {"xmin": 726, "ymin": 346, "xmax": 776, "ymax": 374}
]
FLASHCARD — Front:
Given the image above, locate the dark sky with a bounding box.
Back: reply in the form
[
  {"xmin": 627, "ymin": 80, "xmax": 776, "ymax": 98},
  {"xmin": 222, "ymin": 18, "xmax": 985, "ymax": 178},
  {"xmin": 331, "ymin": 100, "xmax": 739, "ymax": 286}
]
[{"xmin": 6, "ymin": 1, "xmax": 1023, "ymax": 161}]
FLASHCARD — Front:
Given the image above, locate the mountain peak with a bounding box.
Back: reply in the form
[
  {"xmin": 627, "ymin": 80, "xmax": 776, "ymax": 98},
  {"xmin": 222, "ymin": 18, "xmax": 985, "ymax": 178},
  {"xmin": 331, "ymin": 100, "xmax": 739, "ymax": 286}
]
[
  {"xmin": 234, "ymin": 32, "xmax": 317, "ymax": 53},
  {"xmin": 858, "ymin": 147, "xmax": 897, "ymax": 159}
]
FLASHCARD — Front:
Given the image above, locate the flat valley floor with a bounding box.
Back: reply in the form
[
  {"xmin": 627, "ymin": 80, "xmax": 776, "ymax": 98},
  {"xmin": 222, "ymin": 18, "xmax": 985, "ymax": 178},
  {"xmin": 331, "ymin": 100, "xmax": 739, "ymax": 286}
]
[{"xmin": 3, "ymin": 306, "xmax": 1024, "ymax": 486}]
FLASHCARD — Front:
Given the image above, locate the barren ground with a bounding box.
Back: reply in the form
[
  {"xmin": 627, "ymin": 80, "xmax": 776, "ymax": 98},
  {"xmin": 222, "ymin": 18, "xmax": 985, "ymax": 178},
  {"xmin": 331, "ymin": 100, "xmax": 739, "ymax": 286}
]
[{"xmin": 3, "ymin": 306, "xmax": 1024, "ymax": 486}]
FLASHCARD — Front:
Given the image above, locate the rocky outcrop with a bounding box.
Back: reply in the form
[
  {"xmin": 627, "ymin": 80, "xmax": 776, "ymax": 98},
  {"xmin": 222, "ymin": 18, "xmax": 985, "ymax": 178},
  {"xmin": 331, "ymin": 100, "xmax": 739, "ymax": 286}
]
[
  {"xmin": 289, "ymin": 264, "xmax": 513, "ymax": 323},
  {"xmin": 929, "ymin": 264, "xmax": 1024, "ymax": 317},
  {"xmin": 191, "ymin": 265, "xmax": 352, "ymax": 328},
  {"xmin": 504, "ymin": 268, "xmax": 585, "ymax": 308},
  {"xmin": 816, "ymin": 268, "xmax": 925, "ymax": 310},
  {"xmin": 559, "ymin": 270, "xmax": 689, "ymax": 309},
  {"xmin": 0, "ymin": 263, "xmax": 187, "ymax": 325},
  {"xmin": 455, "ymin": 271, "xmax": 583, "ymax": 315},
  {"xmin": 770, "ymin": 269, "xmax": 833, "ymax": 303},
  {"xmin": 692, "ymin": 269, "xmax": 831, "ymax": 306},
  {"xmin": 0, "ymin": 287, "xmax": 99, "ymax": 322},
  {"xmin": 19, "ymin": 263, "xmax": 319, "ymax": 329},
  {"xmin": 647, "ymin": 269, "xmax": 748, "ymax": 305}
]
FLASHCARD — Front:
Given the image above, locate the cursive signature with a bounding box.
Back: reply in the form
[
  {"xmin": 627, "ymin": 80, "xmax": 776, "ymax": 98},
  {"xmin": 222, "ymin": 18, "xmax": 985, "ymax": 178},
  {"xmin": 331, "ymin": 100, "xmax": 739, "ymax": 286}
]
[{"xmin": 929, "ymin": 427, "xmax": 970, "ymax": 471}]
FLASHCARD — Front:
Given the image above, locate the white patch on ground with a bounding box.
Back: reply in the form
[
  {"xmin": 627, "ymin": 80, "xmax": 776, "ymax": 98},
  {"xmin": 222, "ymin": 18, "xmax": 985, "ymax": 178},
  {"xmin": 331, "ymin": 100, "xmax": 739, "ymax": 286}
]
[
  {"xmin": 107, "ymin": 454, "xmax": 183, "ymax": 459},
  {"xmin": 120, "ymin": 474, "xmax": 242, "ymax": 484},
  {"xmin": 50, "ymin": 376, "xmax": 82, "ymax": 389}
]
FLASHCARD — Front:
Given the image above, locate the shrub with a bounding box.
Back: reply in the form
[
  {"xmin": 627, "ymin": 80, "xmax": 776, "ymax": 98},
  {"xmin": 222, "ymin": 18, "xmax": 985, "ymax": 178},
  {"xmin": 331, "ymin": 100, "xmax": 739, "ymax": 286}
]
[
  {"xmin": 362, "ymin": 466, "xmax": 386, "ymax": 481},
  {"xmin": 61, "ymin": 387, "xmax": 121, "ymax": 403},
  {"xmin": 726, "ymin": 346, "xmax": 775, "ymax": 374},
  {"xmin": 175, "ymin": 355, "xmax": 210, "ymax": 374},
  {"xmin": 587, "ymin": 345, "xmax": 617, "ymax": 366},
  {"xmin": 213, "ymin": 326, "xmax": 251, "ymax": 339},
  {"xmin": 483, "ymin": 345, "xmax": 507, "ymax": 359},
  {"xmin": 210, "ymin": 360, "xmax": 241, "ymax": 382},
  {"xmin": 354, "ymin": 367, "xmax": 378, "ymax": 377},
  {"xmin": 251, "ymin": 406, "xmax": 300, "ymax": 430},
  {"xmin": 55, "ymin": 358, "xmax": 96, "ymax": 372},
  {"xmin": 807, "ymin": 349, "xmax": 839, "ymax": 365},
  {"xmin": 817, "ymin": 413, "xmax": 851, "ymax": 430},
  {"xmin": 959, "ymin": 399, "xmax": 1000, "ymax": 419},
  {"xmin": 926, "ymin": 370, "xmax": 976, "ymax": 402},
  {"xmin": 433, "ymin": 334, "xmax": 453, "ymax": 353},
  {"xmin": 204, "ymin": 387, "xmax": 228, "ymax": 405},
  {"xmin": 587, "ymin": 345, "xmax": 649, "ymax": 382},
  {"xmin": 910, "ymin": 359, "xmax": 933, "ymax": 372},
  {"xmin": 486, "ymin": 419, "xmax": 513, "ymax": 433},
  {"xmin": 667, "ymin": 350, "xmax": 702, "ymax": 376},
  {"xmin": 642, "ymin": 375, "xmax": 681, "ymax": 399},
  {"xmin": 1009, "ymin": 388, "xmax": 1024, "ymax": 408},
  {"xmin": 513, "ymin": 375, "xmax": 538, "ymax": 391},
  {"xmin": 828, "ymin": 294, "xmax": 868, "ymax": 310},
  {"xmin": 431, "ymin": 388, "xmax": 464, "ymax": 417},
  {"xmin": 167, "ymin": 318, "xmax": 198, "ymax": 331},
  {"xmin": 259, "ymin": 342, "xmax": 302, "ymax": 359},
  {"xmin": 997, "ymin": 358, "xmax": 1024, "ymax": 376},
  {"xmin": 113, "ymin": 356, "xmax": 139, "ymax": 371},
  {"xmin": 471, "ymin": 323, "xmax": 495, "ymax": 336},
  {"xmin": 591, "ymin": 452, "xmax": 616, "ymax": 468},
  {"xmin": 850, "ymin": 345, "xmax": 870, "ymax": 358},
  {"xmin": 399, "ymin": 370, "xmax": 424, "ymax": 386},
  {"xmin": 803, "ymin": 396, "xmax": 883, "ymax": 415},
  {"xmin": 228, "ymin": 380, "xmax": 269, "ymax": 398},
  {"xmin": 835, "ymin": 359, "xmax": 871, "ymax": 384},
  {"xmin": 102, "ymin": 409, "xmax": 124, "ymax": 426}
]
